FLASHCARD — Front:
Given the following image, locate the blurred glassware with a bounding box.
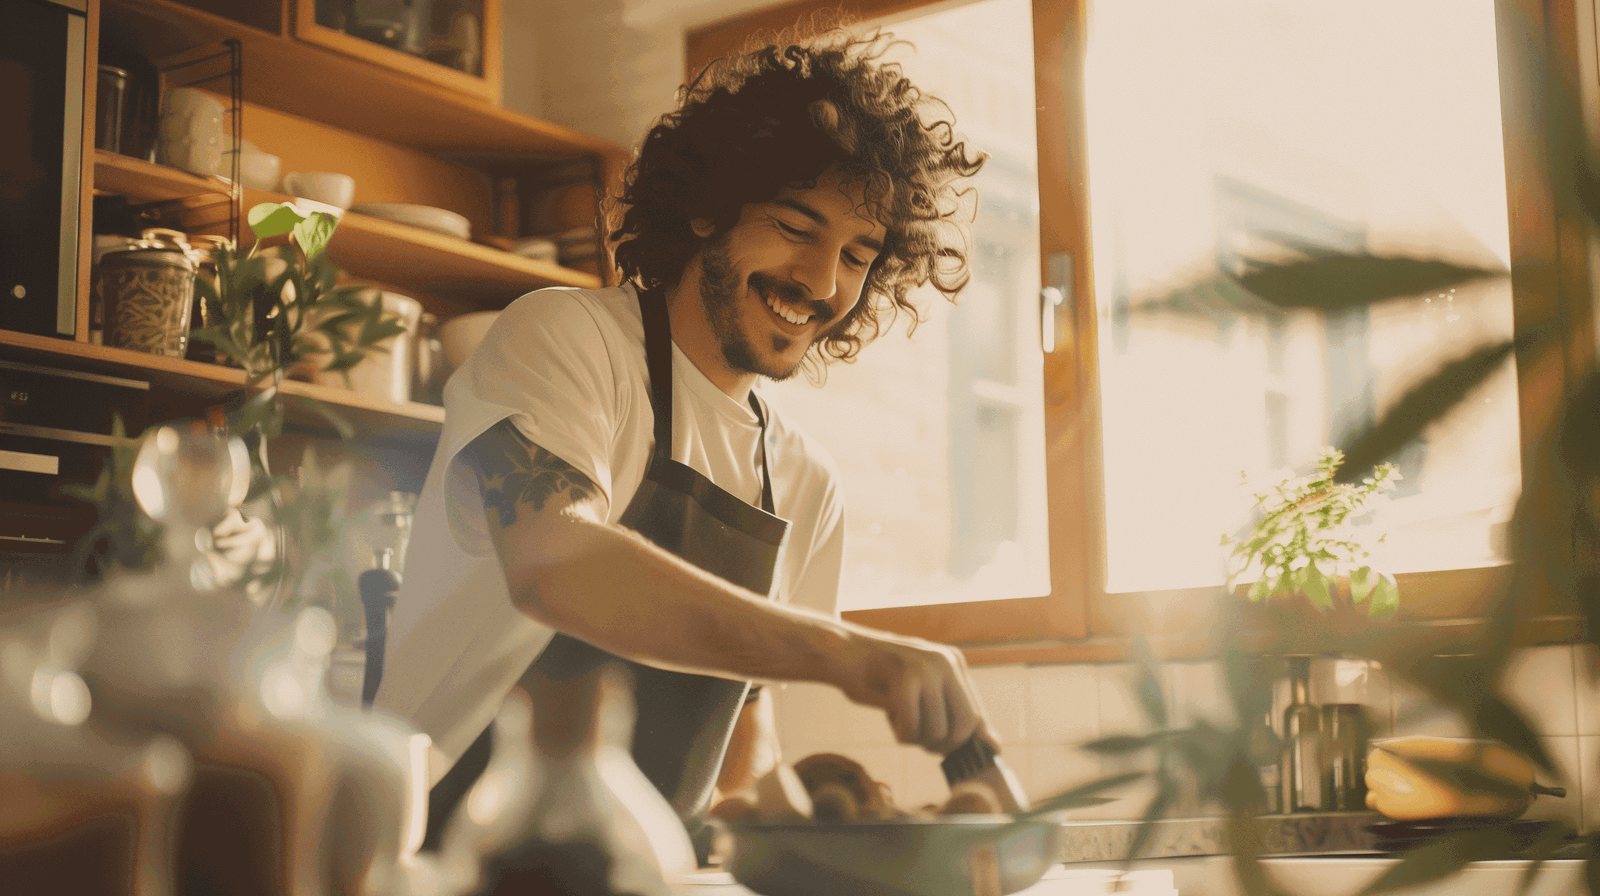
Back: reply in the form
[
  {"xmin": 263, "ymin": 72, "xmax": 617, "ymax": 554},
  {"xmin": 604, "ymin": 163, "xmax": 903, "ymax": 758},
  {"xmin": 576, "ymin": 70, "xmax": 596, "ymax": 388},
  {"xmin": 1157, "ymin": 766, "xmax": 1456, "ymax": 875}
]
[
  {"xmin": 468, "ymin": 666, "xmax": 695, "ymax": 896},
  {"xmin": 413, "ymin": 311, "xmax": 448, "ymax": 405},
  {"xmin": 184, "ymin": 233, "xmax": 233, "ymax": 364},
  {"xmin": 130, "ymin": 418, "xmax": 250, "ymax": 593}
]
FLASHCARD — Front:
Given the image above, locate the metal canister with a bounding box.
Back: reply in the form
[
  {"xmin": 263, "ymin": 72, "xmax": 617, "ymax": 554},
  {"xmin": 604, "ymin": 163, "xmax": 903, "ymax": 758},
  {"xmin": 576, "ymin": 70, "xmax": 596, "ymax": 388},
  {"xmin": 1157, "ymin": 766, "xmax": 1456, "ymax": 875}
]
[
  {"xmin": 1323, "ymin": 703, "xmax": 1371, "ymax": 811},
  {"xmin": 97, "ymin": 243, "xmax": 197, "ymax": 359},
  {"xmin": 96, "ymin": 65, "xmax": 130, "ymax": 154}
]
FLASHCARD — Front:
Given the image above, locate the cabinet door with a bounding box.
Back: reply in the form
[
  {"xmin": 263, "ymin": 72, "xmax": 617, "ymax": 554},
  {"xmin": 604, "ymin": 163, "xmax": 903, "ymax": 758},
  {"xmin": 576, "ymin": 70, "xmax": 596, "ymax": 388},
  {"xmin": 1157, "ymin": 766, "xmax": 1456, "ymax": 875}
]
[
  {"xmin": 291, "ymin": 0, "xmax": 501, "ymax": 105},
  {"xmin": 1, "ymin": 0, "xmax": 89, "ymax": 339}
]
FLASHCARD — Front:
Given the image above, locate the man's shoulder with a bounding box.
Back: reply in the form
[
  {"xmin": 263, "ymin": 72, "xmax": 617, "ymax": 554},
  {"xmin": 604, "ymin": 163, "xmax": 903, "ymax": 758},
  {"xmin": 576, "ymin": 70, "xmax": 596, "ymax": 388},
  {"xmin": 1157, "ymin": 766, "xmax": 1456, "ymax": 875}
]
[{"xmin": 497, "ymin": 284, "xmax": 638, "ymax": 333}]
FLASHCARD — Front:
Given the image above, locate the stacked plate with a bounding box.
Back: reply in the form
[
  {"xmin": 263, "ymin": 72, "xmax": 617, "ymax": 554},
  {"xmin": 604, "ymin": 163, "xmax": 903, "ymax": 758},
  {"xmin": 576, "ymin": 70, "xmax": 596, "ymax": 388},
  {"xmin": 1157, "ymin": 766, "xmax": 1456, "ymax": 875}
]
[
  {"xmin": 553, "ymin": 225, "xmax": 600, "ymax": 268},
  {"xmin": 350, "ymin": 202, "xmax": 471, "ymax": 240}
]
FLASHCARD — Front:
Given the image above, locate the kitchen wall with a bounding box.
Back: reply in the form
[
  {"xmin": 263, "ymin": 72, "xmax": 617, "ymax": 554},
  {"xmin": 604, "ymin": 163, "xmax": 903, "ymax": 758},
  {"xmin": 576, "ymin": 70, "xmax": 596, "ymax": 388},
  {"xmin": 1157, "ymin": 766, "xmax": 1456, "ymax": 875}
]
[
  {"xmin": 499, "ymin": 0, "xmax": 775, "ymax": 148},
  {"xmin": 772, "ymin": 645, "xmax": 1600, "ymax": 831}
]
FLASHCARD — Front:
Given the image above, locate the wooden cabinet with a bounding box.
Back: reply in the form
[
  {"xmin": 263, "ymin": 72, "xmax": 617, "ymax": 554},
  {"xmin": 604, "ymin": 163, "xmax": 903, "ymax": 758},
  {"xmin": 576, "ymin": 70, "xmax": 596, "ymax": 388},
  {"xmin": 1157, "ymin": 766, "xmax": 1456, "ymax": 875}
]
[
  {"xmin": 4, "ymin": 0, "xmax": 628, "ymax": 438},
  {"xmin": 0, "ymin": 0, "xmax": 627, "ymax": 589}
]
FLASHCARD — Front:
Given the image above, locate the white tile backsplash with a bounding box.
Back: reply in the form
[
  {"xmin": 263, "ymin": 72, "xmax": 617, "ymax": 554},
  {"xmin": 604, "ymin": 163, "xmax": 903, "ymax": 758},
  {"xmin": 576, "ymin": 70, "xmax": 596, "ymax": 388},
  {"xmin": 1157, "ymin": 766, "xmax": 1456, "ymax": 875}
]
[
  {"xmin": 1096, "ymin": 663, "xmax": 1154, "ymax": 737},
  {"xmin": 771, "ymin": 645, "xmax": 1599, "ymax": 825},
  {"xmin": 1165, "ymin": 661, "xmax": 1232, "ymax": 729},
  {"xmin": 1502, "ymin": 645, "xmax": 1579, "ymax": 737},
  {"xmin": 1026, "ymin": 663, "xmax": 1101, "ymax": 746},
  {"xmin": 1016, "ymin": 744, "xmax": 1107, "ymax": 819},
  {"xmin": 1525, "ymin": 736, "xmax": 1582, "ymax": 826},
  {"xmin": 1576, "ymin": 645, "xmax": 1600, "ymax": 736},
  {"xmin": 970, "ymin": 664, "xmax": 1030, "ymax": 748},
  {"xmin": 1580, "ymin": 735, "xmax": 1600, "ymax": 833}
]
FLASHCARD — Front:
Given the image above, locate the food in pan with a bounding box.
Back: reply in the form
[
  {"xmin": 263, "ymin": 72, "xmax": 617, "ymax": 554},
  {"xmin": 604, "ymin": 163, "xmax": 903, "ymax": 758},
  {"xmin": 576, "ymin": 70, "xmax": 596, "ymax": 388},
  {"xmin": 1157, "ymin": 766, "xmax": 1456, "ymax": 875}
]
[{"xmin": 716, "ymin": 752, "xmax": 1008, "ymax": 824}]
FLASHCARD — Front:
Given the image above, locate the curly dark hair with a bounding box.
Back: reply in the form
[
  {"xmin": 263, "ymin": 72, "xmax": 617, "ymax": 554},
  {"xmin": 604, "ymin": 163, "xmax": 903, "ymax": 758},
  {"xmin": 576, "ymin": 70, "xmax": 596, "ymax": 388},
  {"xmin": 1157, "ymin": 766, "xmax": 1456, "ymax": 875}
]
[{"xmin": 606, "ymin": 27, "xmax": 986, "ymax": 368}]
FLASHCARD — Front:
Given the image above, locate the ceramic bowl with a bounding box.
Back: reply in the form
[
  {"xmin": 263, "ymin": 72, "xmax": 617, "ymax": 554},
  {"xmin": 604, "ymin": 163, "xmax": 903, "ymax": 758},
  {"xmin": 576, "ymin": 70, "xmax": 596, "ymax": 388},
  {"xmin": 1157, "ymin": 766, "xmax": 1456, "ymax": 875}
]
[{"xmin": 236, "ymin": 149, "xmax": 281, "ymax": 191}]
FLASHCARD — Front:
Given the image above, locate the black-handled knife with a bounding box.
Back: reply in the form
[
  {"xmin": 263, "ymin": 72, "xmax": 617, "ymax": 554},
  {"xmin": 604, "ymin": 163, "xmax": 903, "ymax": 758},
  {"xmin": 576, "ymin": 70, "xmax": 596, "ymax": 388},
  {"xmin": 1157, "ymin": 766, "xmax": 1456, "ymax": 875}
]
[{"xmin": 942, "ymin": 734, "xmax": 1031, "ymax": 813}]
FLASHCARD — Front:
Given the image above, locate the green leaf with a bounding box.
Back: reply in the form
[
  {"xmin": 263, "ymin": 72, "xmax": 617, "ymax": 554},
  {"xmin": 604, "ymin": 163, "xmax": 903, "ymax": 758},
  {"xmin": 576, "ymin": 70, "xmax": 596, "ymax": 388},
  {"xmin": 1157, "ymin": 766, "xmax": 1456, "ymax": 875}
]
[
  {"xmin": 1369, "ymin": 572, "xmax": 1400, "ymax": 617},
  {"xmin": 1516, "ymin": 821, "xmax": 1574, "ymax": 896},
  {"xmin": 1333, "ymin": 339, "xmax": 1516, "ymax": 484},
  {"xmin": 1301, "ymin": 565, "xmax": 1332, "ymax": 608},
  {"xmin": 1358, "ymin": 828, "xmax": 1518, "ymax": 895},
  {"xmin": 1222, "ymin": 649, "xmax": 1272, "ymax": 727},
  {"xmin": 1350, "ymin": 566, "xmax": 1377, "ymax": 603},
  {"xmin": 248, "ymin": 202, "xmax": 306, "ymax": 239},
  {"xmin": 1376, "ymin": 750, "xmax": 1529, "ymax": 803},
  {"xmin": 294, "ymin": 395, "xmax": 355, "ymax": 441},
  {"xmin": 293, "ymin": 210, "xmax": 340, "ymax": 262},
  {"xmin": 1237, "ymin": 253, "xmax": 1502, "ymax": 314},
  {"xmin": 1132, "ymin": 637, "xmax": 1168, "ymax": 729},
  {"xmin": 1124, "ymin": 779, "xmax": 1176, "ymax": 863},
  {"xmin": 1586, "ymin": 840, "xmax": 1600, "ymax": 896},
  {"xmin": 1469, "ymin": 695, "xmax": 1556, "ymax": 776},
  {"xmin": 1083, "ymin": 734, "xmax": 1157, "ymax": 755}
]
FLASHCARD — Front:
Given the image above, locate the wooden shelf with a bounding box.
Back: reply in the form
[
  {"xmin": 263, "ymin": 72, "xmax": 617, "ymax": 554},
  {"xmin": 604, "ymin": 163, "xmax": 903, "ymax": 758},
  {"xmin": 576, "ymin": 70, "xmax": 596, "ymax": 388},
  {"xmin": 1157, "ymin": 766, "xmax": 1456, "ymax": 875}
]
[
  {"xmin": 94, "ymin": 150, "xmax": 231, "ymax": 201},
  {"xmin": 101, "ymin": 0, "xmax": 625, "ymax": 163},
  {"xmin": 0, "ymin": 330, "xmax": 444, "ymax": 441},
  {"xmin": 94, "ymin": 151, "xmax": 601, "ymax": 306}
]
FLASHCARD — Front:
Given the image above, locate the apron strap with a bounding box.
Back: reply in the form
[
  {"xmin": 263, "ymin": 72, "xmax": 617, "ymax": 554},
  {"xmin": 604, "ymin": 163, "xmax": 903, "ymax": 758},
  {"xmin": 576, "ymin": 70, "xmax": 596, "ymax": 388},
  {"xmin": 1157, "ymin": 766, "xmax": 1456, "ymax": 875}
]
[
  {"xmin": 748, "ymin": 392, "xmax": 776, "ymax": 516},
  {"xmin": 638, "ymin": 285, "xmax": 776, "ymax": 516},
  {"xmin": 639, "ymin": 286, "xmax": 675, "ymax": 458}
]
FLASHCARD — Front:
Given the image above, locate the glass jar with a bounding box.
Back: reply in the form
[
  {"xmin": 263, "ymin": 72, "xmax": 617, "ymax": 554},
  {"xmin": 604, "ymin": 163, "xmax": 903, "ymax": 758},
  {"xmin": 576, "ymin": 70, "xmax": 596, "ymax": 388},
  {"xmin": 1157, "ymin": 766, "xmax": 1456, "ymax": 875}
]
[{"xmin": 97, "ymin": 243, "xmax": 196, "ymax": 358}]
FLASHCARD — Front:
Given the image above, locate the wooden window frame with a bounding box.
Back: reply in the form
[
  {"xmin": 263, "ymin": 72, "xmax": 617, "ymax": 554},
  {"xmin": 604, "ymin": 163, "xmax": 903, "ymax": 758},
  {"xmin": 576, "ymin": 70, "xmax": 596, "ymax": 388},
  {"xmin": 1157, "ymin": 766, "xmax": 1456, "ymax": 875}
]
[{"xmin": 685, "ymin": 0, "xmax": 1598, "ymax": 662}]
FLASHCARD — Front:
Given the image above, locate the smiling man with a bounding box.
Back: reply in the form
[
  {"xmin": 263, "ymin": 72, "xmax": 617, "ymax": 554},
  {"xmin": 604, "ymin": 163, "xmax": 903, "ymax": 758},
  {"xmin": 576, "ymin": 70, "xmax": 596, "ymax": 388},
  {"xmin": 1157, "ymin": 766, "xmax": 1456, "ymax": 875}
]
[{"xmin": 375, "ymin": 29, "xmax": 990, "ymax": 861}]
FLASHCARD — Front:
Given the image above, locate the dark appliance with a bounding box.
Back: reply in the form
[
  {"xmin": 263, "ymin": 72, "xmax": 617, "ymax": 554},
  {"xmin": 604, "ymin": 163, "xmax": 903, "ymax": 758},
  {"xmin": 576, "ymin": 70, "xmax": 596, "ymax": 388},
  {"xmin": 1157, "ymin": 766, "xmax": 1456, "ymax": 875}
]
[
  {"xmin": 1, "ymin": 0, "xmax": 89, "ymax": 340},
  {"xmin": 0, "ymin": 360, "xmax": 150, "ymax": 558}
]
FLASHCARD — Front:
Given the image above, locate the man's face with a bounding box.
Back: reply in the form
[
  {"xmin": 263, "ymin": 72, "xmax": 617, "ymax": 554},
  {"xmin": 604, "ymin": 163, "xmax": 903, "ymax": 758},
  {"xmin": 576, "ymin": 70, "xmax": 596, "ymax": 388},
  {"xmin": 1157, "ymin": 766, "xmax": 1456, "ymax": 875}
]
[{"xmin": 678, "ymin": 171, "xmax": 886, "ymax": 390}]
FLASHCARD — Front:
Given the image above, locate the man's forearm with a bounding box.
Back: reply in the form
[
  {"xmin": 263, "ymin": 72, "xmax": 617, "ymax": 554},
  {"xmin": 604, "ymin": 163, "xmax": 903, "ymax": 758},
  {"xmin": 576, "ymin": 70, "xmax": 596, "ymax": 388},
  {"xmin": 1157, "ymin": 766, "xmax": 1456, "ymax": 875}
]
[{"xmin": 499, "ymin": 511, "xmax": 857, "ymax": 687}]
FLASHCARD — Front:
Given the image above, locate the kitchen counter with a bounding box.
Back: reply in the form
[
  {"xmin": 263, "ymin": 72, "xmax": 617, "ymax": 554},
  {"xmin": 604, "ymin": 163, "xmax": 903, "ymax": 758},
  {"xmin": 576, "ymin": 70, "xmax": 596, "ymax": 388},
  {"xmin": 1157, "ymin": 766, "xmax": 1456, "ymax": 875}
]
[
  {"xmin": 681, "ymin": 856, "xmax": 1587, "ymax": 896},
  {"xmin": 1054, "ymin": 812, "xmax": 1381, "ymax": 862}
]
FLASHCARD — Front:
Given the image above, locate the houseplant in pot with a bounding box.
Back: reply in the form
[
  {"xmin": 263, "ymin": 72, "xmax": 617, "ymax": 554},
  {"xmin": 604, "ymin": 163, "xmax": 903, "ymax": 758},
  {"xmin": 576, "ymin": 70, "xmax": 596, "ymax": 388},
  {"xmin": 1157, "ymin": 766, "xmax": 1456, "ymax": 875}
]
[
  {"xmin": 1223, "ymin": 445, "xmax": 1402, "ymax": 631},
  {"xmin": 68, "ymin": 201, "xmax": 402, "ymax": 612}
]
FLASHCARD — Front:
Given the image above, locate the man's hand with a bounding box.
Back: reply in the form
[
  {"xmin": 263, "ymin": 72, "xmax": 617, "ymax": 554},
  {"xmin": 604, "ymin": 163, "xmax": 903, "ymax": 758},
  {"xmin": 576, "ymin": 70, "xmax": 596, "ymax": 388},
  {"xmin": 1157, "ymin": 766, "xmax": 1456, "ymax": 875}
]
[{"xmin": 831, "ymin": 629, "xmax": 992, "ymax": 756}]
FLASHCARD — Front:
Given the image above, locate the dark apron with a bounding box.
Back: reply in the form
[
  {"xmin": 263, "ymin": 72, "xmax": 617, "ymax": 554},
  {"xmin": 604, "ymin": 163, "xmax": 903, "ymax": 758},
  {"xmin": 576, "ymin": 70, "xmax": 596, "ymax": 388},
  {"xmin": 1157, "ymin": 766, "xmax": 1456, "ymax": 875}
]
[{"xmin": 418, "ymin": 286, "xmax": 790, "ymax": 863}]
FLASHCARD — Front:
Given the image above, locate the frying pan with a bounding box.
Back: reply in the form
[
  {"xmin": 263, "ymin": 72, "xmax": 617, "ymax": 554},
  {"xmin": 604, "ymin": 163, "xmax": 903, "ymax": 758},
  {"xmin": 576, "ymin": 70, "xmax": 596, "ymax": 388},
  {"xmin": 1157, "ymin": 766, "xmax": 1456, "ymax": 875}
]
[{"xmin": 719, "ymin": 815, "xmax": 1061, "ymax": 896}]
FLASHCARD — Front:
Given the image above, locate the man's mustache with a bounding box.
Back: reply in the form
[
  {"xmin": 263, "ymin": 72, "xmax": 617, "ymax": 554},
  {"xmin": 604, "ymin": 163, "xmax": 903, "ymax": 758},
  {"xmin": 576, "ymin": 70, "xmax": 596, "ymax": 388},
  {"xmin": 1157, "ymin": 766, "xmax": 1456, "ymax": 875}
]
[{"xmin": 749, "ymin": 272, "xmax": 835, "ymax": 324}]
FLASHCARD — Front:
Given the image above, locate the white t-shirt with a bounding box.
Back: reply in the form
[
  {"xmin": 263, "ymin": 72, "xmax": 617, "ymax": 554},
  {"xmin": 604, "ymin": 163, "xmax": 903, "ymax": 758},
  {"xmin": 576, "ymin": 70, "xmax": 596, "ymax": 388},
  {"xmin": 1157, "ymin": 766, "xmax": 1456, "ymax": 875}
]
[{"xmin": 376, "ymin": 284, "xmax": 845, "ymax": 781}]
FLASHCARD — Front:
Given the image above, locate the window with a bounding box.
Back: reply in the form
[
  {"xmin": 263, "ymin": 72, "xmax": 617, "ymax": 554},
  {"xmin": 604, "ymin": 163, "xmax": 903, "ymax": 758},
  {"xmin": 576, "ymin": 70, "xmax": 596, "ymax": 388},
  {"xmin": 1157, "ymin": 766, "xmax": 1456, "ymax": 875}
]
[
  {"xmin": 1085, "ymin": 0, "xmax": 1521, "ymax": 593},
  {"xmin": 755, "ymin": 0, "xmax": 1051, "ymax": 612},
  {"xmin": 689, "ymin": 0, "xmax": 1595, "ymax": 652}
]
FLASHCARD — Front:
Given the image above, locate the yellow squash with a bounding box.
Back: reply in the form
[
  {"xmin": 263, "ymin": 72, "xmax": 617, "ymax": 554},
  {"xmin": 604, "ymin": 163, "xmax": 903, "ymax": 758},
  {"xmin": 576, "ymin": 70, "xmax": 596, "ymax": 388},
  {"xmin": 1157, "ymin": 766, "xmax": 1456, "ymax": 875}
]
[{"xmin": 1364, "ymin": 736, "xmax": 1561, "ymax": 820}]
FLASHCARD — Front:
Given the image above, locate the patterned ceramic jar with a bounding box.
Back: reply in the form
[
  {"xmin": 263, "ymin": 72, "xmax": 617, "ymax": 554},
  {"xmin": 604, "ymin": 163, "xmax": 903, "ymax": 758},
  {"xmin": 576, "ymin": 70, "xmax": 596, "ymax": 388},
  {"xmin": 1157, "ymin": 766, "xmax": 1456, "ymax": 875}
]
[{"xmin": 98, "ymin": 245, "xmax": 197, "ymax": 358}]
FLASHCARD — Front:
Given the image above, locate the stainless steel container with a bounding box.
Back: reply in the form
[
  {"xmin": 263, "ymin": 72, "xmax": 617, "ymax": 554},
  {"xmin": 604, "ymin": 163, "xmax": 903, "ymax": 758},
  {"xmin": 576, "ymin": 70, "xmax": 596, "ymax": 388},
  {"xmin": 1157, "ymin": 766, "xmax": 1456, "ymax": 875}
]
[{"xmin": 95, "ymin": 65, "xmax": 129, "ymax": 153}]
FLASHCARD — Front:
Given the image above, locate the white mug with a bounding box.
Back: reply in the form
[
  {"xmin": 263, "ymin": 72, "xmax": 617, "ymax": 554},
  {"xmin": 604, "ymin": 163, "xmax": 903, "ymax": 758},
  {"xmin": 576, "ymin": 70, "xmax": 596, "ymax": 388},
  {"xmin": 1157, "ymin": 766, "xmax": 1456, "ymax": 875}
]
[
  {"xmin": 156, "ymin": 87, "xmax": 225, "ymax": 176},
  {"xmin": 282, "ymin": 171, "xmax": 356, "ymax": 210}
]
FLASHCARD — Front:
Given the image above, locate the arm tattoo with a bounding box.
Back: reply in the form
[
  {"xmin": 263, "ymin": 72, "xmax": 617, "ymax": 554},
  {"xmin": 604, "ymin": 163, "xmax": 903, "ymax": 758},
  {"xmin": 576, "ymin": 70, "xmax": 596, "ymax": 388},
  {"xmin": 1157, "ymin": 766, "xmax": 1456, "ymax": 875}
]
[{"xmin": 465, "ymin": 419, "xmax": 597, "ymax": 528}]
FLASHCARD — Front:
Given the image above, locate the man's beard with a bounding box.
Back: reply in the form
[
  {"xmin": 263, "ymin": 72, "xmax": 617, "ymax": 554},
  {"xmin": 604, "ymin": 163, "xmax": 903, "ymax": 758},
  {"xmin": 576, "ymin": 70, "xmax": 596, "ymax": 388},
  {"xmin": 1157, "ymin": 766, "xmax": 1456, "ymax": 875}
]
[{"xmin": 698, "ymin": 236, "xmax": 810, "ymax": 382}]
